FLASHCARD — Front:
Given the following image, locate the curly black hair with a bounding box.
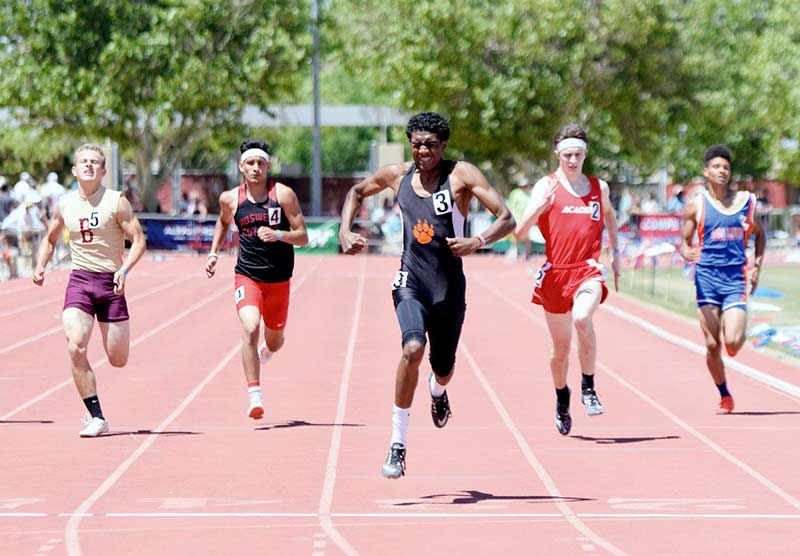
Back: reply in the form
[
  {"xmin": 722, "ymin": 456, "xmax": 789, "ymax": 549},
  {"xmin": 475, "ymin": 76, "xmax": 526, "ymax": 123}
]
[
  {"xmin": 703, "ymin": 144, "xmax": 732, "ymax": 166},
  {"xmin": 405, "ymin": 112, "xmax": 450, "ymax": 141},
  {"xmin": 240, "ymin": 139, "xmax": 271, "ymax": 155}
]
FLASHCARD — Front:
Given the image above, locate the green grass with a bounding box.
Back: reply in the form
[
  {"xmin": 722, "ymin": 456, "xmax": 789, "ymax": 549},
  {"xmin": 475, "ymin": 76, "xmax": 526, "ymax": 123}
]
[
  {"xmin": 619, "ymin": 261, "xmax": 800, "ymax": 358},
  {"xmin": 620, "ymin": 262, "xmax": 799, "ymax": 326}
]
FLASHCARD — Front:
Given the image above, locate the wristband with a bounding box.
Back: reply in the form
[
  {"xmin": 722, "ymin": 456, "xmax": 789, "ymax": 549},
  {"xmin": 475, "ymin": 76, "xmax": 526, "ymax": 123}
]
[
  {"xmin": 119, "ymin": 267, "xmax": 128, "ymax": 276},
  {"xmin": 207, "ymin": 252, "xmax": 220, "ymax": 259},
  {"xmin": 276, "ymin": 230, "xmax": 284, "ymax": 241},
  {"xmin": 613, "ymin": 248, "xmax": 620, "ymax": 255},
  {"xmin": 477, "ymin": 233, "xmax": 488, "ymax": 247}
]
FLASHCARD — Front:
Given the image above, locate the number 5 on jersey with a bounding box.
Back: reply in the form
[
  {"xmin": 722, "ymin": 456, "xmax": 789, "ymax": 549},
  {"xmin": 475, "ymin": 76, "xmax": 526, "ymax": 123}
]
[{"xmin": 78, "ymin": 211, "xmax": 100, "ymax": 243}]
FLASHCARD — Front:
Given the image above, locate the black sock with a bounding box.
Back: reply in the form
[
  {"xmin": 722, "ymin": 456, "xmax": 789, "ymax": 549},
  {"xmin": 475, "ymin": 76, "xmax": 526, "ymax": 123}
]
[
  {"xmin": 556, "ymin": 386, "xmax": 570, "ymax": 406},
  {"xmin": 83, "ymin": 396, "xmax": 104, "ymax": 419},
  {"xmin": 582, "ymin": 373, "xmax": 595, "ymax": 391},
  {"xmin": 716, "ymin": 382, "xmax": 731, "ymax": 398}
]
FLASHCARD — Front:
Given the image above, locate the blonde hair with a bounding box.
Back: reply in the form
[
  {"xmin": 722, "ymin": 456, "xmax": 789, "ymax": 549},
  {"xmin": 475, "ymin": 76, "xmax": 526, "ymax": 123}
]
[{"xmin": 74, "ymin": 143, "xmax": 106, "ymax": 168}]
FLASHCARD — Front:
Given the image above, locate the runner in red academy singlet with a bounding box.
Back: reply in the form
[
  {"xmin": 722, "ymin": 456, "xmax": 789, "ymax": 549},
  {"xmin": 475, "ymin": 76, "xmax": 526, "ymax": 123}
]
[{"xmin": 516, "ymin": 123, "xmax": 620, "ymax": 437}]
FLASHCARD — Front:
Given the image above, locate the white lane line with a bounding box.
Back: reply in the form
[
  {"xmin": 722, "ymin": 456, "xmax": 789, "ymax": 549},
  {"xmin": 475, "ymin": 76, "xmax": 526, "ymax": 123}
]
[
  {"xmin": 317, "ymin": 256, "xmax": 365, "ymax": 556},
  {"xmin": 601, "ymin": 303, "xmax": 800, "ymax": 399},
  {"xmin": 461, "ymin": 341, "xmax": 629, "ymax": 556},
  {"xmin": 63, "ymin": 261, "xmax": 321, "ymax": 556},
  {"xmin": 63, "ymin": 344, "xmax": 241, "ymax": 555},
  {"xmin": 597, "ymin": 360, "xmax": 800, "ymax": 511},
  {"xmin": 473, "ymin": 274, "xmax": 800, "ymax": 512},
  {"xmin": 8, "ymin": 511, "xmax": 799, "ymax": 519},
  {"xmin": 1, "ymin": 282, "xmax": 228, "ymax": 421},
  {"xmin": 0, "ymin": 295, "xmax": 62, "ymax": 319},
  {"xmin": 0, "ymin": 275, "xmax": 192, "ymax": 355}
]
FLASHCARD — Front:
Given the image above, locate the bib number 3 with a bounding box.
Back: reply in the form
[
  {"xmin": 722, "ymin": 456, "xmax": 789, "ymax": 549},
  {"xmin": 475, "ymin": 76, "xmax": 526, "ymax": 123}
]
[
  {"xmin": 432, "ymin": 190, "xmax": 453, "ymax": 216},
  {"xmin": 392, "ymin": 271, "xmax": 409, "ymax": 290}
]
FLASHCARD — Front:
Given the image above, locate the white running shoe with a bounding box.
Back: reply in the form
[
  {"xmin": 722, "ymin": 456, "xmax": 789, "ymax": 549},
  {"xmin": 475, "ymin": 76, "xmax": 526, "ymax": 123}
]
[
  {"xmin": 581, "ymin": 388, "xmax": 605, "ymax": 416},
  {"xmin": 258, "ymin": 342, "xmax": 272, "ymax": 364},
  {"xmin": 79, "ymin": 416, "xmax": 109, "ymax": 437},
  {"xmin": 248, "ymin": 396, "xmax": 264, "ymax": 420}
]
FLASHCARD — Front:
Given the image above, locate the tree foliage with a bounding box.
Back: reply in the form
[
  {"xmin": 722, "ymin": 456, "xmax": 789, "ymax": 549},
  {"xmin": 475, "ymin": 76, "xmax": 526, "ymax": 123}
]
[
  {"xmin": 0, "ymin": 0, "xmax": 311, "ymax": 210},
  {"xmin": 2, "ymin": 0, "xmax": 799, "ymax": 199},
  {"xmin": 330, "ymin": 0, "xmax": 694, "ymax": 187},
  {"xmin": 330, "ymin": 0, "xmax": 800, "ymax": 189}
]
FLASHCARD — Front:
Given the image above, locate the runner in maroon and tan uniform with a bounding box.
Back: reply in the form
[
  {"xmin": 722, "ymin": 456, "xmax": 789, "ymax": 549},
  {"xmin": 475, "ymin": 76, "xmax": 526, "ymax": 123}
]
[
  {"xmin": 33, "ymin": 143, "xmax": 146, "ymax": 437},
  {"xmin": 206, "ymin": 139, "xmax": 308, "ymax": 420}
]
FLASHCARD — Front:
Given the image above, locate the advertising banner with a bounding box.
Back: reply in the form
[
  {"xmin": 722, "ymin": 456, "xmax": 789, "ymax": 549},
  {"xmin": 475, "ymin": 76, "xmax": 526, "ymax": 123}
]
[
  {"xmin": 139, "ymin": 215, "xmax": 340, "ymax": 253},
  {"xmin": 295, "ymin": 219, "xmax": 340, "ymax": 254},
  {"xmin": 140, "ymin": 216, "xmax": 225, "ymax": 251},
  {"xmin": 638, "ymin": 214, "xmax": 682, "ymax": 243}
]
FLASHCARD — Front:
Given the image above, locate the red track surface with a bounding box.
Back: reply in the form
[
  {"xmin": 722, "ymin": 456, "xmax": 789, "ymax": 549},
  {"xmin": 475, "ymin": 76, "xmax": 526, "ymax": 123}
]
[{"xmin": 1, "ymin": 253, "xmax": 798, "ymax": 556}]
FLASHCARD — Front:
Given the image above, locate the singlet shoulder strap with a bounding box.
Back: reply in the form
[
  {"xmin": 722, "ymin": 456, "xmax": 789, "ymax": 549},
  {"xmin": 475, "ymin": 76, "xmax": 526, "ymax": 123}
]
[{"xmin": 267, "ymin": 180, "xmax": 278, "ymax": 203}]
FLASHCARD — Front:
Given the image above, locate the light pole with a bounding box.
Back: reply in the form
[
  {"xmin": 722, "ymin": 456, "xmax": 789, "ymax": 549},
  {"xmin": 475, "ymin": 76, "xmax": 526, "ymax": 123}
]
[{"xmin": 311, "ymin": 0, "xmax": 322, "ymax": 216}]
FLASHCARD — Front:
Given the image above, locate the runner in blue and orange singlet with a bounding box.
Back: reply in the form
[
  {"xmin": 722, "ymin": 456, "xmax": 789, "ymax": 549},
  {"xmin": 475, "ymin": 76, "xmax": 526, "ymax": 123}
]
[
  {"xmin": 33, "ymin": 143, "xmax": 146, "ymax": 437},
  {"xmin": 680, "ymin": 144, "xmax": 766, "ymax": 414},
  {"xmin": 339, "ymin": 112, "xmax": 515, "ymax": 479},
  {"xmin": 206, "ymin": 139, "xmax": 308, "ymax": 421}
]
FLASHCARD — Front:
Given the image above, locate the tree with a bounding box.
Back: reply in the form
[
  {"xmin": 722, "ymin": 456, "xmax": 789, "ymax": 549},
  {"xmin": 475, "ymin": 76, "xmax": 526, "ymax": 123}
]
[
  {"xmin": 0, "ymin": 0, "xmax": 311, "ymax": 211},
  {"xmin": 330, "ymin": 0, "xmax": 694, "ymax": 191}
]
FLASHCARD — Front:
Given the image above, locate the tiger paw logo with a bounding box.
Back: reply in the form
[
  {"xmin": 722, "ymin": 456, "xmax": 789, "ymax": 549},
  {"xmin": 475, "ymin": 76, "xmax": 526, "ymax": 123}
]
[{"xmin": 413, "ymin": 219, "xmax": 434, "ymax": 244}]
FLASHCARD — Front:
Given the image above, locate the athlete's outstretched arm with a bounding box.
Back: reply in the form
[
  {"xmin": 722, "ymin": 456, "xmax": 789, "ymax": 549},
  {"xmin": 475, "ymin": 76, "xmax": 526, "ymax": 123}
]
[
  {"xmin": 115, "ymin": 196, "xmax": 147, "ymax": 295},
  {"xmin": 206, "ymin": 189, "xmax": 236, "ymax": 278},
  {"xmin": 515, "ymin": 176, "xmax": 558, "ymax": 240},
  {"xmin": 749, "ymin": 205, "xmax": 767, "ymax": 294},
  {"xmin": 32, "ymin": 201, "xmax": 65, "ymax": 286},
  {"xmin": 600, "ymin": 180, "xmax": 620, "ymax": 291},
  {"xmin": 679, "ymin": 197, "xmax": 701, "ymax": 262},
  {"xmin": 339, "ymin": 164, "xmax": 405, "ymax": 255},
  {"xmin": 446, "ymin": 162, "xmax": 515, "ymax": 257}
]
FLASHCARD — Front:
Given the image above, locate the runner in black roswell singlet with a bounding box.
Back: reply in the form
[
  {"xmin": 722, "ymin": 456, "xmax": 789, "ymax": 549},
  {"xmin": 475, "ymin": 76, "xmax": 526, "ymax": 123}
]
[
  {"xmin": 206, "ymin": 139, "xmax": 308, "ymax": 421},
  {"xmin": 339, "ymin": 112, "xmax": 515, "ymax": 479}
]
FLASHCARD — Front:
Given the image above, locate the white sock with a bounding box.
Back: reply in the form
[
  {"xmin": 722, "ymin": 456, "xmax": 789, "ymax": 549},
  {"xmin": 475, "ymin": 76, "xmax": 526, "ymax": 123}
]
[
  {"xmin": 248, "ymin": 385, "xmax": 262, "ymax": 400},
  {"xmin": 390, "ymin": 404, "xmax": 411, "ymax": 447},
  {"xmin": 429, "ymin": 373, "xmax": 446, "ymax": 398}
]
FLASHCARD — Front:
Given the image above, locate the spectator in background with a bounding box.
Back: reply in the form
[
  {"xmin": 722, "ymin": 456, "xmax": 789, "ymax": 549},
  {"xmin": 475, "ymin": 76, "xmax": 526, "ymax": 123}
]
[
  {"xmin": 1, "ymin": 189, "xmax": 46, "ymax": 239},
  {"xmin": 755, "ymin": 188, "xmax": 771, "ymax": 237},
  {"xmin": 179, "ymin": 192, "xmax": 192, "ymax": 215},
  {"xmin": 181, "ymin": 191, "xmax": 209, "ymax": 217},
  {"xmin": 665, "ymin": 186, "xmax": 686, "ymax": 214},
  {"xmin": 40, "ymin": 172, "xmax": 66, "ymax": 217},
  {"xmin": 12, "ymin": 172, "xmax": 34, "ymax": 203},
  {"xmin": 506, "ymin": 175, "xmax": 534, "ymax": 261},
  {"xmin": 617, "ymin": 187, "xmax": 633, "ymax": 229},
  {"xmin": 0, "ymin": 179, "xmax": 16, "ymax": 222},
  {"xmin": 640, "ymin": 192, "xmax": 660, "ymax": 214}
]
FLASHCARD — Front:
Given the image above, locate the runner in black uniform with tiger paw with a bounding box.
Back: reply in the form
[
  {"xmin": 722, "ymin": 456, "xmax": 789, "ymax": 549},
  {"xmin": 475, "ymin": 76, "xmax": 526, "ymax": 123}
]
[{"xmin": 339, "ymin": 113, "xmax": 515, "ymax": 479}]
